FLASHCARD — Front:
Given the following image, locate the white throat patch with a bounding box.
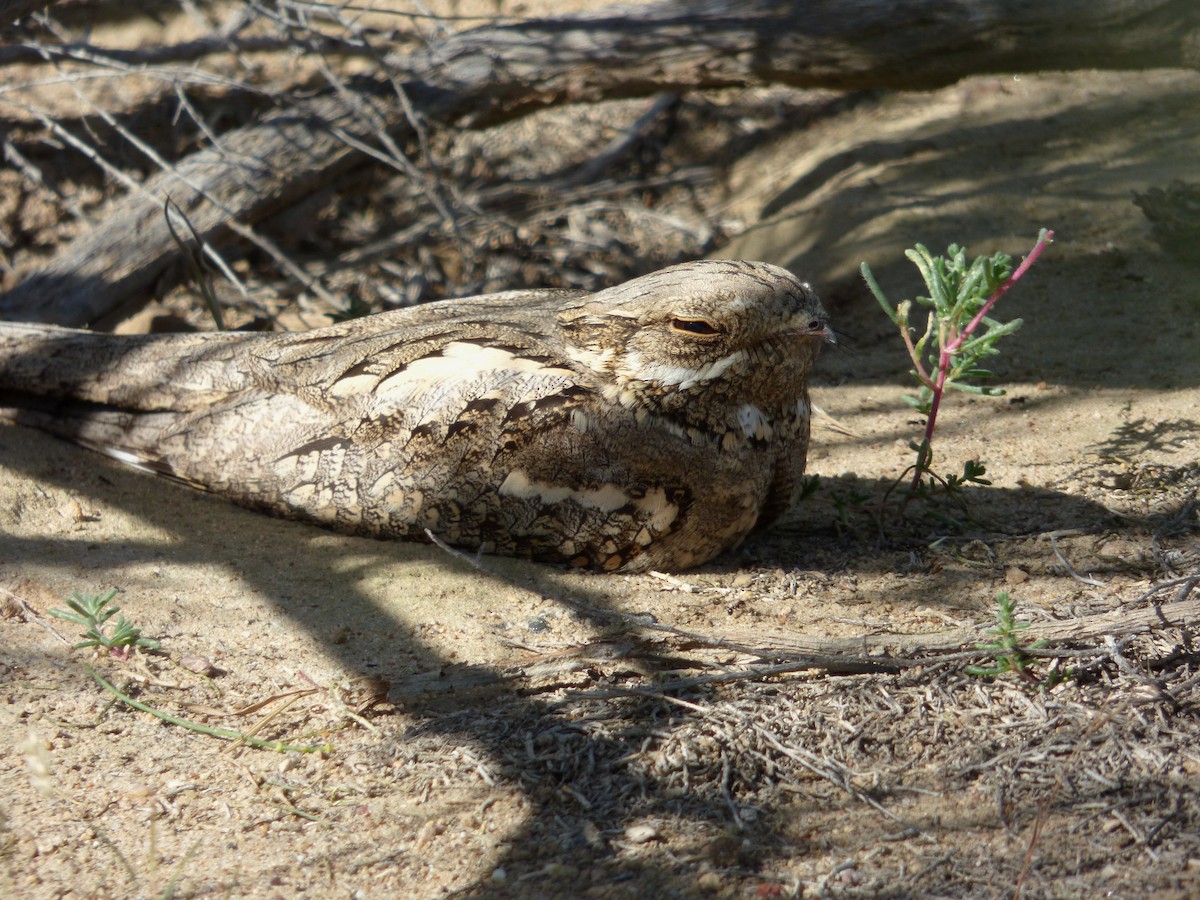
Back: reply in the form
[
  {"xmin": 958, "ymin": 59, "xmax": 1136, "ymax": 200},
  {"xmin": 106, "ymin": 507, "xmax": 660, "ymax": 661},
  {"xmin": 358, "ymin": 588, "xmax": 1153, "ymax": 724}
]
[{"xmin": 624, "ymin": 349, "xmax": 747, "ymax": 391}]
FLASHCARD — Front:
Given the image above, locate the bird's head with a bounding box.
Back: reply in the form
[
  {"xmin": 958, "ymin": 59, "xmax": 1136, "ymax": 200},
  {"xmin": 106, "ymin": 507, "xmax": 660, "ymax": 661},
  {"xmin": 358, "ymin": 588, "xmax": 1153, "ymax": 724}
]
[{"xmin": 558, "ymin": 260, "xmax": 832, "ymax": 420}]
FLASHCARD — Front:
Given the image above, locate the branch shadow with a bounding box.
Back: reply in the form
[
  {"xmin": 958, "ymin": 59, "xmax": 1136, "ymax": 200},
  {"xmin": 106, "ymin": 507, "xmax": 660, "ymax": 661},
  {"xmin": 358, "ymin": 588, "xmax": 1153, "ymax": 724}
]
[{"xmin": 3, "ymin": 400, "xmax": 1184, "ymax": 894}]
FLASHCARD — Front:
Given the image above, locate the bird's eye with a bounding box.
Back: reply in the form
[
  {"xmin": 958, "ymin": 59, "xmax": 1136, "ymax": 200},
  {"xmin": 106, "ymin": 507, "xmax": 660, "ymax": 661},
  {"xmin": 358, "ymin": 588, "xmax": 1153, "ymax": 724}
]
[
  {"xmin": 808, "ymin": 319, "xmax": 836, "ymax": 343},
  {"xmin": 670, "ymin": 317, "xmax": 721, "ymax": 336}
]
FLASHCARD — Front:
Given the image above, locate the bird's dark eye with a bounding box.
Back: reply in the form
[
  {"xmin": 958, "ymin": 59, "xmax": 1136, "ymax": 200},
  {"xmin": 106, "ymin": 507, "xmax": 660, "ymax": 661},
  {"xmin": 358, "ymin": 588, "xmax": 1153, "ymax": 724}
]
[
  {"xmin": 808, "ymin": 319, "xmax": 835, "ymax": 343},
  {"xmin": 670, "ymin": 317, "xmax": 721, "ymax": 336}
]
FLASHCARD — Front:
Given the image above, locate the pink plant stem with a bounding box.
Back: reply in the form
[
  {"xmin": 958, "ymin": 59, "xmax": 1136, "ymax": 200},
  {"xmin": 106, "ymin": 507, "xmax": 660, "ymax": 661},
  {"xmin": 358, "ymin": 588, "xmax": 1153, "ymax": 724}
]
[{"xmin": 910, "ymin": 230, "xmax": 1054, "ymax": 491}]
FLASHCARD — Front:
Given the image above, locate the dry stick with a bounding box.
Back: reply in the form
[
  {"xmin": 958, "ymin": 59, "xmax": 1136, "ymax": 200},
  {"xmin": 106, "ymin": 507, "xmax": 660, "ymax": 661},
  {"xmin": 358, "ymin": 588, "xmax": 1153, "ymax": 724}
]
[
  {"xmin": 1160, "ymin": 571, "xmax": 1199, "ymax": 609},
  {"xmin": 2, "ymin": 139, "xmax": 87, "ymax": 221},
  {"xmin": 1, "ymin": 86, "xmax": 363, "ymax": 323},
  {"xmin": 171, "ymin": 84, "xmax": 270, "ymax": 175},
  {"xmin": 53, "ymin": 65, "xmax": 340, "ymax": 309},
  {"xmin": 220, "ymin": 691, "xmax": 312, "ymax": 753},
  {"xmin": 0, "ymin": 37, "xmax": 275, "ymax": 95},
  {"xmin": 319, "ymin": 94, "xmax": 468, "ymax": 257},
  {"xmin": 1103, "ymin": 635, "xmax": 1177, "ymax": 708},
  {"xmin": 1013, "ymin": 803, "xmax": 1047, "ymax": 900},
  {"xmin": 661, "ymin": 693, "xmax": 926, "ymax": 834},
  {"xmin": 564, "ymin": 642, "xmax": 1123, "ymax": 703},
  {"xmin": 0, "ymin": 585, "xmax": 72, "ymax": 645},
  {"xmin": 0, "ymin": 0, "xmax": 69, "ymax": 30},
  {"xmin": 0, "ymin": 21, "xmax": 386, "ymax": 68},
  {"xmin": 1049, "ymin": 533, "xmax": 1107, "ymax": 587},
  {"xmin": 4, "ymin": 0, "xmax": 1197, "ymax": 324},
  {"xmin": 303, "ymin": 0, "xmax": 469, "ymax": 238},
  {"xmin": 6, "ymin": 92, "xmax": 311, "ymax": 311},
  {"xmin": 378, "ymin": 43, "xmax": 471, "ymax": 224},
  {"xmin": 389, "ymin": 641, "xmax": 1104, "ymax": 705},
  {"xmin": 296, "ymin": 670, "xmax": 380, "ymax": 734},
  {"xmin": 418, "ymin": 528, "xmax": 1200, "ymax": 690},
  {"xmin": 732, "ymin": 594, "xmax": 1200, "ymax": 661},
  {"xmin": 87, "ymin": 667, "xmax": 328, "ymax": 753}
]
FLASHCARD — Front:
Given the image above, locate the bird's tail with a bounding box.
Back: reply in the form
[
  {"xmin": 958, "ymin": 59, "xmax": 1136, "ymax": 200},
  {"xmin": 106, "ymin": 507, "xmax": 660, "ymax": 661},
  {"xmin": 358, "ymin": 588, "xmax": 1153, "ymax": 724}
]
[{"xmin": 0, "ymin": 322, "xmax": 258, "ymax": 478}]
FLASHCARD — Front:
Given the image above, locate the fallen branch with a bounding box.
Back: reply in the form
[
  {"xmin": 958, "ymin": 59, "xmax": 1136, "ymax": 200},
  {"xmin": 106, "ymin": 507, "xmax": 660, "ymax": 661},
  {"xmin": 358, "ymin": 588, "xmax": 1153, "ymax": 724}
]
[
  {"xmin": 0, "ymin": 31, "xmax": 382, "ymax": 69},
  {"xmin": 728, "ymin": 594, "xmax": 1200, "ymax": 659},
  {"xmin": 382, "ymin": 588, "xmax": 1200, "ymax": 705},
  {"xmin": 0, "ymin": 0, "xmax": 66, "ymax": 31},
  {"xmin": 3, "ymin": 0, "xmax": 1197, "ymax": 324}
]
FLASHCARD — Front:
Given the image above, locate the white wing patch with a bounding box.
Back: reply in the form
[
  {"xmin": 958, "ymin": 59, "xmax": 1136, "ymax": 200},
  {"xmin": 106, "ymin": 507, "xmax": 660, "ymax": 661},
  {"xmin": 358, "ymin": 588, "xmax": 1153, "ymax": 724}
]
[
  {"xmin": 379, "ymin": 343, "xmax": 570, "ymax": 393},
  {"xmin": 499, "ymin": 470, "xmax": 629, "ymax": 511},
  {"xmin": 498, "ymin": 472, "xmax": 681, "ymax": 533},
  {"xmin": 98, "ymin": 445, "xmax": 156, "ymax": 471},
  {"xmin": 368, "ymin": 342, "xmax": 574, "ymax": 423},
  {"xmin": 565, "ymin": 344, "xmax": 616, "ymax": 373}
]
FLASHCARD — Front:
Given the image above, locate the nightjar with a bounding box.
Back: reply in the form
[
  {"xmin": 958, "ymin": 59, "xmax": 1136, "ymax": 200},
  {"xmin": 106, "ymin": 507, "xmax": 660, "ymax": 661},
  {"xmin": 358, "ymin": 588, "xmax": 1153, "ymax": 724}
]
[{"xmin": 0, "ymin": 260, "xmax": 832, "ymax": 571}]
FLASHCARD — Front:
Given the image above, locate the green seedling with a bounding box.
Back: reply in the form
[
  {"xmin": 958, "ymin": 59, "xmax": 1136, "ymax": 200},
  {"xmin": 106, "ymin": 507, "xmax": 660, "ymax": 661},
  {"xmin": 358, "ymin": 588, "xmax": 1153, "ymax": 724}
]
[
  {"xmin": 966, "ymin": 591, "xmax": 1047, "ymax": 679},
  {"xmin": 862, "ymin": 229, "xmax": 1053, "ymax": 498},
  {"xmin": 49, "ymin": 588, "xmax": 161, "ymax": 653},
  {"xmin": 830, "ymin": 486, "xmax": 872, "ymax": 530}
]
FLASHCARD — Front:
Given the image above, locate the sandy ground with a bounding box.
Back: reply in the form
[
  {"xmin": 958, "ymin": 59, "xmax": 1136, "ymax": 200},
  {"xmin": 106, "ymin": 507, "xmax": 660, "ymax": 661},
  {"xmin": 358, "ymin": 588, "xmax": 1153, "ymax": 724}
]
[{"xmin": 2, "ymin": 52, "xmax": 1200, "ymax": 900}]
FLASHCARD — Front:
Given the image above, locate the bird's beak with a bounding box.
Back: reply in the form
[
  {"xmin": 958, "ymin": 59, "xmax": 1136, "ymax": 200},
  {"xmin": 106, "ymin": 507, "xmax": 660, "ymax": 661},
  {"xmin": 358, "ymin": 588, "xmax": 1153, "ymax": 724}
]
[
  {"xmin": 805, "ymin": 322, "xmax": 836, "ymax": 345},
  {"xmin": 785, "ymin": 320, "xmax": 836, "ymax": 344}
]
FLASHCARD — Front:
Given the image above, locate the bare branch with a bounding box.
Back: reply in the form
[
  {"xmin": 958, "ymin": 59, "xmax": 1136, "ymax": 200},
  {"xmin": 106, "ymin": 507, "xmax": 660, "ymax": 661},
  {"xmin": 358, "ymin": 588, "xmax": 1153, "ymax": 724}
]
[{"xmin": 3, "ymin": 0, "xmax": 1197, "ymax": 324}]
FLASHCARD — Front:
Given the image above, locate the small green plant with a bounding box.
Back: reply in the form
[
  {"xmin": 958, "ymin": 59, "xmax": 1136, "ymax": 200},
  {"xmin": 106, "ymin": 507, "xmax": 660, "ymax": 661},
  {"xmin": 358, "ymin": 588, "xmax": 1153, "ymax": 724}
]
[
  {"xmin": 164, "ymin": 198, "xmax": 228, "ymax": 331},
  {"xmin": 966, "ymin": 592, "xmax": 1047, "ymax": 679},
  {"xmin": 49, "ymin": 588, "xmax": 161, "ymax": 653},
  {"xmin": 797, "ymin": 474, "xmax": 822, "ymax": 502},
  {"xmin": 862, "ymin": 229, "xmax": 1053, "ymax": 498},
  {"xmin": 329, "ymin": 292, "xmax": 375, "ymax": 323},
  {"xmin": 829, "ymin": 485, "xmax": 872, "ymax": 530}
]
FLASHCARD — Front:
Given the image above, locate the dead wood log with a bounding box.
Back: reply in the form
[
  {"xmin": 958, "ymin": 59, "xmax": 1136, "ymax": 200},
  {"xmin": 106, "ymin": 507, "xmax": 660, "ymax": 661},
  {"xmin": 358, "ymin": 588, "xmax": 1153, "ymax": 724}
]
[
  {"xmin": 722, "ymin": 594, "xmax": 1200, "ymax": 659},
  {"xmin": 382, "ymin": 592, "xmax": 1200, "ymax": 703},
  {"xmin": 3, "ymin": 0, "xmax": 1198, "ymax": 325}
]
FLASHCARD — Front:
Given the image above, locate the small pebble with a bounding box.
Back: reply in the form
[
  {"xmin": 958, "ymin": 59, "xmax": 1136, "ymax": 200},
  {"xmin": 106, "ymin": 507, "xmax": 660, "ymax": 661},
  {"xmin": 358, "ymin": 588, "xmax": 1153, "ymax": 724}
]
[
  {"xmin": 696, "ymin": 871, "xmax": 723, "ymax": 892},
  {"xmin": 178, "ymin": 655, "xmax": 219, "ymax": 676},
  {"xmin": 1004, "ymin": 566, "xmax": 1030, "ymax": 584},
  {"xmin": 278, "ymin": 753, "xmax": 303, "ymax": 774},
  {"xmin": 581, "ymin": 820, "xmax": 603, "ymax": 847},
  {"xmin": 624, "ymin": 823, "xmax": 659, "ymax": 844}
]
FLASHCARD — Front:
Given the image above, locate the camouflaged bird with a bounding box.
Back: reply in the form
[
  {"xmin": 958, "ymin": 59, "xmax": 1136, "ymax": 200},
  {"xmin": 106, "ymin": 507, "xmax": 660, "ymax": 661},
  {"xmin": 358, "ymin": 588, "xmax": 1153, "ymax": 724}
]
[{"xmin": 0, "ymin": 260, "xmax": 832, "ymax": 572}]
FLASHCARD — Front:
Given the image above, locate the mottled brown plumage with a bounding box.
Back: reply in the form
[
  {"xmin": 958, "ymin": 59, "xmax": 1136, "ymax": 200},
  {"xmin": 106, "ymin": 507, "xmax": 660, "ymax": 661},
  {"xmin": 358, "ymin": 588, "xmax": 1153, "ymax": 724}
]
[{"xmin": 0, "ymin": 260, "xmax": 831, "ymax": 571}]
